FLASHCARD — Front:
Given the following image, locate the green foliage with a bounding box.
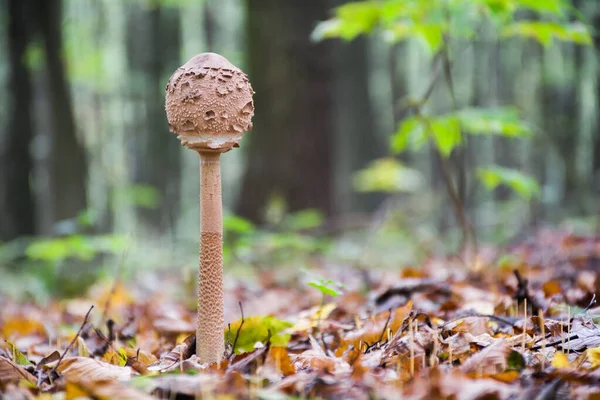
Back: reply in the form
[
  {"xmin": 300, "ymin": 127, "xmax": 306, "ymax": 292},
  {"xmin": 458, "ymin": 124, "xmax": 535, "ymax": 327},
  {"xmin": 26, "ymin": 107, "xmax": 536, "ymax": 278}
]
[
  {"xmin": 25, "ymin": 234, "xmax": 128, "ymax": 263},
  {"xmin": 308, "ymin": 278, "xmax": 344, "ymax": 298},
  {"xmin": 5, "ymin": 341, "xmax": 31, "ymax": 366},
  {"xmin": 225, "ymin": 316, "xmax": 292, "ymax": 355},
  {"xmin": 223, "ymin": 210, "xmax": 330, "ymax": 270},
  {"xmin": 502, "ymin": 21, "xmax": 592, "ymax": 46},
  {"xmin": 281, "ymin": 209, "xmax": 325, "ymax": 231},
  {"xmin": 507, "ymin": 350, "xmax": 526, "ymax": 371},
  {"xmin": 313, "ymin": 0, "xmax": 591, "ymax": 49},
  {"xmin": 391, "ymin": 108, "xmax": 532, "ymax": 157},
  {"xmin": 25, "ymin": 41, "xmax": 45, "ymax": 71},
  {"xmin": 353, "ymin": 158, "xmax": 423, "ymax": 193},
  {"xmin": 477, "ymin": 166, "xmax": 541, "ymax": 199},
  {"xmin": 112, "ymin": 184, "xmax": 161, "ymax": 209}
]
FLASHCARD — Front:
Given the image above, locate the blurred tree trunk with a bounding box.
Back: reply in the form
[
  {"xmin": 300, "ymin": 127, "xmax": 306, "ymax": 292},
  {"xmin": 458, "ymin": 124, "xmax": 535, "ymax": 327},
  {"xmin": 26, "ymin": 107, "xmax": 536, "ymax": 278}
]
[
  {"xmin": 332, "ymin": 36, "xmax": 383, "ymax": 214},
  {"xmin": 37, "ymin": 0, "xmax": 88, "ymax": 224},
  {"xmin": 127, "ymin": 4, "xmax": 182, "ymax": 234},
  {"xmin": 0, "ymin": 0, "xmax": 36, "ymax": 241},
  {"xmin": 238, "ymin": 0, "xmax": 334, "ymax": 222},
  {"xmin": 593, "ymin": 10, "xmax": 600, "ymax": 194},
  {"xmin": 203, "ymin": 1, "xmax": 215, "ymax": 51}
]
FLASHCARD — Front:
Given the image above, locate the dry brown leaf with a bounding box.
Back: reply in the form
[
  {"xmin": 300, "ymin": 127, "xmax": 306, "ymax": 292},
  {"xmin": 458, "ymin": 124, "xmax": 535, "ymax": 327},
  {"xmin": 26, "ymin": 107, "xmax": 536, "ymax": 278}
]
[
  {"xmin": 460, "ymin": 340, "xmax": 511, "ymax": 374},
  {"xmin": 65, "ymin": 378, "xmax": 153, "ymax": 400},
  {"xmin": 267, "ymin": 346, "xmax": 295, "ymax": 376},
  {"xmin": 56, "ymin": 357, "xmax": 133, "ymax": 381},
  {"xmin": 0, "ymin": 356, "xmax": 36, "ymax": 384}
]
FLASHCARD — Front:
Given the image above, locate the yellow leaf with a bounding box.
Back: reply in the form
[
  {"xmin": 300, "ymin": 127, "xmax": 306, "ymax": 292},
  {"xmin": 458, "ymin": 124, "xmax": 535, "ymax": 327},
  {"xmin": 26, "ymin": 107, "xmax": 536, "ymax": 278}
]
[
  {"xmin": 65, "ymin": 382, "xmax": 89, "ymax": 400},
  {"xmin": 290, "ymin": 303, "xmax": 337, "ymax": 332},
  {"xmin": 102, "ymin": 351, "xmax": 126, "ymax": 366},
  {"xmin": 2, "ymin": 316, "xmax": 45, "ymax": 338},
  {"xmin": 551, "ymin": 351, "xmax": 570, "ymax": 369},
  {"xmin": 587, "ymin": 347, "xmax": 600, "ymax": 368},
  {"xmin": 121, "ymin": 348, "xmax": 157, "ymax": 366}
]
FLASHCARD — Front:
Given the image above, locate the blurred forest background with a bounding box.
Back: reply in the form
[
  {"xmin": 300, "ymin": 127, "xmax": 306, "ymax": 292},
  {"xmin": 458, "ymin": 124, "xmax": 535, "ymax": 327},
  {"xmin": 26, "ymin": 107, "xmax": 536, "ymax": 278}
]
[{"xmin": 0, "ymin": 0, "xmax": 599, "ymax": 299}]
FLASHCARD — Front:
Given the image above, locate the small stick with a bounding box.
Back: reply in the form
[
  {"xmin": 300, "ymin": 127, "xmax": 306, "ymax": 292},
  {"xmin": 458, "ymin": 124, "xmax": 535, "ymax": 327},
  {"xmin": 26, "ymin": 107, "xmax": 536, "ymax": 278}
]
[
  {"xmin": 229, "ymin": 302, "xmax": 245, "ymax": 358},
  {"xmin": 430, "ymin": 332, "xmax": 438, "ymax": 367},
  {"xmin": 409, "ymin": 320, "xmax": 415, "ymax": 377},
  {"xmin": 539, "ymin": 308, "xmax": 546, "ymax": 370},
  {"xmin": 50, "ymin": 306, "xmax": 94, "ymax": 376},
  {"xmin": 377, "ymin": 309, "xmax": 393, "ymax": 344},
  {"xmin": 449, "ymin": 343, "xmax": 453, "ymax": 367},
  {"xmin": 179, "ymin": 346, "xmax": 183, "ymax": 373},
  {"xmin": 522, "ymin": 299, "xmax": 527, "ymax": 353},
  {"xmin": 567, "ymin": 306, "xmax": 571, "ymax": 355},
  {"xmin": 100, "ymin": 248, "xmax": 129, "ymax": 325}
]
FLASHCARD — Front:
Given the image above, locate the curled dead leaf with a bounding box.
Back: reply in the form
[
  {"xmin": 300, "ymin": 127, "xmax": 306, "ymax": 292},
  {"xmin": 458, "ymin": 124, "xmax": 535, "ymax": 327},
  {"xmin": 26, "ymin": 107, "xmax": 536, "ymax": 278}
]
[{"xmin": 56, "ymin": 357, "xmax": 133, "ymax": 382}]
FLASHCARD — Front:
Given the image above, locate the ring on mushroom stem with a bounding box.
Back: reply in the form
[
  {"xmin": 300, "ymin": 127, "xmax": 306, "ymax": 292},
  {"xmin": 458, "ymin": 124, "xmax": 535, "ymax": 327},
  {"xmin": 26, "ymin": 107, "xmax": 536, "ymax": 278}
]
[{"xmin": 165, "ymin": 52, "xmax": 254, "ymax": 364}]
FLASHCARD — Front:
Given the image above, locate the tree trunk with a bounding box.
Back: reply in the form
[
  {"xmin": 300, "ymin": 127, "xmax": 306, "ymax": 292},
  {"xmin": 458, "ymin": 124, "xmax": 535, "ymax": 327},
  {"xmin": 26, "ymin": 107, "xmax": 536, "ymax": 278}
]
[
  {"xmin": 127, "ymin": 4, "xmax": 182, "ymax": 234},
  {"xmin": 332, "ymin": 36, "xmax": 383, "ymax": 214},
  {"xmin": 0, "ymin": 0, "xmax": 36, "ymax": 241},
  {"xmin": 238, "ymin": 0, "xmax": 334, "ymax": 222},
  {"xmin": 37, "ymin": 0, "xmax": 88, "ymax": 224},
  {"xmin": 592, "ymin": 8, "xmax": 600, "ymax": 194}
]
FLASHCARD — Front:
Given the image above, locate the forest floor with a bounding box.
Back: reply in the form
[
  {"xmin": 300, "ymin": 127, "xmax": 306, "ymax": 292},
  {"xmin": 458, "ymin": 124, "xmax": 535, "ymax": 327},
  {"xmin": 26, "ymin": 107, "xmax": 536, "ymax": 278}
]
[{"xmin": 3, "ymin": 229, "xmax": 600, "ymax": 399}]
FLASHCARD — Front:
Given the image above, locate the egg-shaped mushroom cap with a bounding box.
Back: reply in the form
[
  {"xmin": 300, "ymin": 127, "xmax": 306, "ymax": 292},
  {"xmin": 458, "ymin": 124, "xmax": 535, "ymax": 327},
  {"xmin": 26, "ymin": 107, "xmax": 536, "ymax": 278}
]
[{"xmin": 165, "ymin": 53, "xmax": 255, "ymax": 152}]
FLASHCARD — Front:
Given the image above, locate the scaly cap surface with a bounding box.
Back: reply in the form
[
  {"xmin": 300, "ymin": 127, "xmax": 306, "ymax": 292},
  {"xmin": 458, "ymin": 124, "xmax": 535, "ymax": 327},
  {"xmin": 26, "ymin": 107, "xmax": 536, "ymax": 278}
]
[{"xmin": 165, "ymin": 53, "xmax": 254, "ymax": 152}]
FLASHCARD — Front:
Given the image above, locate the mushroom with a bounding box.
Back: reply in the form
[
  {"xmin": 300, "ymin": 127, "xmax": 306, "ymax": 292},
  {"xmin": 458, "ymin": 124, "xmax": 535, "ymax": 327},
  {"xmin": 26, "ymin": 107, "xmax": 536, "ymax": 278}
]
[{"xmin": 165, "ymin": 53, "xmax": 254, "ymax": 364}]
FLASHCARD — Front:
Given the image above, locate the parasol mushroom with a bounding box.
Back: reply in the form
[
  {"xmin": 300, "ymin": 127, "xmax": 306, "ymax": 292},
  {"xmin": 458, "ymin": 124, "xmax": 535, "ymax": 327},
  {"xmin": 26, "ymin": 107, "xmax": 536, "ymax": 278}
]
[{"xmin": 165, "ymin": 53, "xmax": 254, "ymax": 364}]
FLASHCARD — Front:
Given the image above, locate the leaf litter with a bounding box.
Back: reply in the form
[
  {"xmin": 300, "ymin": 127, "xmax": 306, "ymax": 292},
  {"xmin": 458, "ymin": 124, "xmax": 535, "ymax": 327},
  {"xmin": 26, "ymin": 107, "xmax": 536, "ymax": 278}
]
[{"xmin": 3, "ymin": 229, "xmax": 600, "ymax": 398}]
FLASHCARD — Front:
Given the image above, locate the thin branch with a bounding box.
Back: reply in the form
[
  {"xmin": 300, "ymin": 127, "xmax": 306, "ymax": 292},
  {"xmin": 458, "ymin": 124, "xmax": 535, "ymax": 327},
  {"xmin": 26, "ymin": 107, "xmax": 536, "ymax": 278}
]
[
  {"xmin": 378, "ymin": 309, "xmax": 393, "ymax": 344},
  {"xmin": 228, "ymin": 302, "xmax": 245, "ymax": 359},
  {"xmin": 100, "ymin": 248, "xmax": 128, "ymax": 325},
  {"xmin": 50, "ymin": 305, "xmax": 94, "ymax": 376}
]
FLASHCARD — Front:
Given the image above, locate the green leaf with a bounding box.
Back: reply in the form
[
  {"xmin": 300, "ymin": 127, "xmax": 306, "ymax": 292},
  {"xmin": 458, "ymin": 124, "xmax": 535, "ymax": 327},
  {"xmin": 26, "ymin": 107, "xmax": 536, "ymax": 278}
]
[
  {"xmin": 507, "ymin": 350, "xmax": 526, "ymax": 371},
  {"xmin": 308, "ymin": 279, "xmax": 344, "ymax": 297},
  {"xmin": 112, "ymin": 184, "xmax": 160, "ymax": 209},
  {"xmin": 416, "ymin": 24, "xmax": 444, "ymax": 53},
  {"xmin": 502, "ymin": 22, "xmax": 592, "ymax": 46},
  {"xmin": 456, "ymin": 107, "xmax": 532, "ymax": 137},
  {"xmin": 225, "ymin": 316, "xmax": 292, "ymax": 355},
  {"xmin": 224, "ymin": 214, "xmax": 255, "ymax": 234},
  {"xmin": 430, "ymin": 116, "xmax": 462, "ymax": 157},
  {"xmin": 477, "ymin": 166, "xmax": 540, "ymax": 199},
  {"xmin": 353, "ymin": 158, "xmax": 423, "ymax": 193},
  {"xmin": 390, "ymin": 116, "xmax": 426, "ymax": 154},
  {"xmin": 312, "ymin": 1, "xmax": 380, "ymax": 41},
  {"xmin": 5, "ymin": 341, "xmax": 31, "ymax": 366},
  {"xmin": 283, "ymin": 209, "xmax": 324, "ymax": 231},
  {"xmin": 514, "ymin": 0, "xmax": 564, "ymax": 15}
]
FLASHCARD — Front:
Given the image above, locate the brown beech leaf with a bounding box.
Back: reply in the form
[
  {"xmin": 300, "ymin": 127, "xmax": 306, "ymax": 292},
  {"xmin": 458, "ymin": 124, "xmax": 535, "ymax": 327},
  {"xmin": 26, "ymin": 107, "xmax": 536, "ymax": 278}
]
[
  {"xmin": 56, "ymin": 357, "xmax": 133, "ymax": 382},
  {"xmin": 65, "ymin": 378, "xmax": 153, "ymax": 400},
  {"xmin": 0, "ymin": 356, "xmax": 36, "ymax": 384},
  {"xmin": 267, "ymin": 346, "xmax": 295, "ymax": 376},
  {"xmin": 461, "ymin": 339, "xmax": 511, "ymax": 375}
]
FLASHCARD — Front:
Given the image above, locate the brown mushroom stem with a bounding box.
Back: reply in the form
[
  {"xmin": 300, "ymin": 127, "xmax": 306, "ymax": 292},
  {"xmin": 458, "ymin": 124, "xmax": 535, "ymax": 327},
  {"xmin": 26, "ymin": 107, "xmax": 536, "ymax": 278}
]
[{"xmin": 197, "ymin": 150, "xmax": 224, "ymax": 363}]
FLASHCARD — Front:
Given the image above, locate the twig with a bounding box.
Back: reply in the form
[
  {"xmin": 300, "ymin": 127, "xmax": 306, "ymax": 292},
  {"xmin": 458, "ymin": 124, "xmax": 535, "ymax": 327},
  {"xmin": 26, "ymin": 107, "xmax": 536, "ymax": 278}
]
[
  {"xmin": 100, "ymin": 248, "xmax": 128, "ymax": 325},
  {"xmin": 582, "ymin": 294, "xmax": 597, "ymax": 313},
  {"xmin": 50, "ymin": 305, "xmax": 94, "ymax": 376},
  {"xmin": 378, "ymin": 309, "xmax": 393, "ymax": 344},
  {"xmin": 531, "ymin": 334, "xmax": 580, "ymax": 351},
  {"xmin": 228, "ymin": 302, "xmax": 245, "ymax": 359}
]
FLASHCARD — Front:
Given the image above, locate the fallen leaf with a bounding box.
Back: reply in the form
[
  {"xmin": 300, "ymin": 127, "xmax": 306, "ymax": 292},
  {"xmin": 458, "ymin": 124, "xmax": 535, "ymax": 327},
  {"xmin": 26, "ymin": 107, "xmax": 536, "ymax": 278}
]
[
  {"xmin": 552, "ymin": 352, "xmax": 570, "ymax": 369},
  {"xmin": 226, "ymin": 315, "xmax": 292, "ymax": 354},
  {"xmin": 56, "ymin": 357, "xmax": 133, "ymax": 381},
  {"xmin": 461, "ymin": 340, "xmax": 511, "ymax": 374},
  {"xmin": 0, "ymin": 356, "xmax": 36, "ymax": 384},
  {"xmin": 65, "ymin": 378, "xmax": 153, "ymax": 400},
  {"xmin": 267, "ymin": 346, "xmax": 294, "ymax": 376},
  {"xmin": 588, "ymin": 347, "xmax": 600, "ymax": 368}
]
